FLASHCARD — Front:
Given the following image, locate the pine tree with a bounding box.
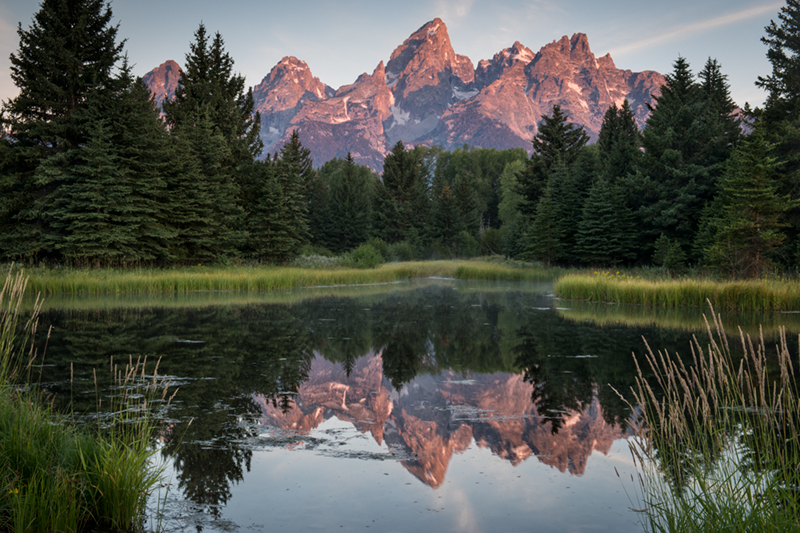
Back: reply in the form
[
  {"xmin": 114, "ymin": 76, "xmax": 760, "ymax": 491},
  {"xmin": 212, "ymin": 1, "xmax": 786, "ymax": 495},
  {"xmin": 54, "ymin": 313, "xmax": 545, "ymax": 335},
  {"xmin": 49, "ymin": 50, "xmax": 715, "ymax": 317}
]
[
  {"xmin": 243, "ymin": 159, "xmax": 298, "ymax": 262},
  {"xmin": 526, "ymin": 184, "xmax": 563, "ymax": 267},
  {"xmin": 328, "ymin": 153, "xmax": 373, "ymax": 252},
  {"xmin": 706, "ymin": 126, "xmax": 795, "ymax": 278},
  {"xmin": 163, "ymin": 24, "xmax": 261, "ymax": 166},
  {"xmin": 274, "ymin": 131, "xmax": 313, "ymax": 254},
  {"xmin": 635, "ymin": 56, "xmax": 733, "ymax": 261},
  {"xmin": 575, "ymin": 178, "xmax": 636, "ymax": 266},
  {"xmin": 756, "ymin": 1, "xmax": 800, "ymax": 259},
  {"xmin": 374, "ymin": 141, "xmax": 430, "ymax": 244},
  {"xmin": 0, "ymin": 0, "xmax": 124, "ymax": 261},
  {"xmin": 597, "ymin": 100, "xmax": 642, "ymax": 181}
]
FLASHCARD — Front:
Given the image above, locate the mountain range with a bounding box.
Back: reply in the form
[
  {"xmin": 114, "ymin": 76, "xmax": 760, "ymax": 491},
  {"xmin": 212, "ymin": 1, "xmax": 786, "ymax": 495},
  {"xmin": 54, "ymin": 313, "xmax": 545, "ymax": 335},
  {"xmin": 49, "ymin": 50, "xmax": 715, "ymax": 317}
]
[{"xmin": 144, "ymin": 19, "xmax": 665, "ymax": 171}]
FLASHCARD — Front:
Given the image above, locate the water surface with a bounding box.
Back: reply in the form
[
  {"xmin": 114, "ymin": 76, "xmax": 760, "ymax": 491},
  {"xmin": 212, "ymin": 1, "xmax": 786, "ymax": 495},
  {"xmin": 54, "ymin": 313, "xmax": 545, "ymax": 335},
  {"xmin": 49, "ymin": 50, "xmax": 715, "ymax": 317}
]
[{"xmin": 32, "ymin": 279, "xmax": 774, "ymax": 532}]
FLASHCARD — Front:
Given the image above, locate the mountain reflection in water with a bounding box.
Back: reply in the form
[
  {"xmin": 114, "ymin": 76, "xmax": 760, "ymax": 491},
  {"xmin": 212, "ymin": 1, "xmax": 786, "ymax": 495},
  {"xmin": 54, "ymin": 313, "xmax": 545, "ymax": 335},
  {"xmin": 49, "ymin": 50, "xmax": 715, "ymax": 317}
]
[
  {"xmin": 32, "ymin": 280, "xmax": 717, "ymax": 531},
  {"xmin": 257, "ymin": 352, "xmax": 626, "ymax": 487}
]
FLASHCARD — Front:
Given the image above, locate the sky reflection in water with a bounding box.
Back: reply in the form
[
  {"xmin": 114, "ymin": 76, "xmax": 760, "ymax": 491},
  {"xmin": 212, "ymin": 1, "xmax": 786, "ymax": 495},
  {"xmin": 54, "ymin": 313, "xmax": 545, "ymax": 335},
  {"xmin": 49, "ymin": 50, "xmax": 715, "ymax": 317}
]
[{"xmin": 34, "ymin": 279, "xmax": 729, "ymax": 532}]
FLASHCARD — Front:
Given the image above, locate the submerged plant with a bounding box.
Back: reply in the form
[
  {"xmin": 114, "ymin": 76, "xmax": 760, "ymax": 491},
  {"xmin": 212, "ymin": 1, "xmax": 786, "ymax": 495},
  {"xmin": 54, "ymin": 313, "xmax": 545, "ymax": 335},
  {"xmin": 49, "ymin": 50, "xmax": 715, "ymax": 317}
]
[{"xmin": 622, "ymin": 302, "xmax": 800, "ymax": 532}]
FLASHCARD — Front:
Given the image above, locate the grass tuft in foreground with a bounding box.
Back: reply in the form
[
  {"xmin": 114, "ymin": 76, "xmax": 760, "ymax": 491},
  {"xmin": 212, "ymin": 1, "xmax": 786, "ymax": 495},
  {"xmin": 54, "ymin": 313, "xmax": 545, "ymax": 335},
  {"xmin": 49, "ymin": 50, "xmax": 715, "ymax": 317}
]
[
  {"xmin": 622, "ymin": 303, "xmax": 800, "ymax": 532},
  {"xmin": 0, "ymin": 268, "xmax": 172, "ymax": 532},
  {"xmin": 556, "ymin": 271, "xmax": 800, "ymax": 311}
]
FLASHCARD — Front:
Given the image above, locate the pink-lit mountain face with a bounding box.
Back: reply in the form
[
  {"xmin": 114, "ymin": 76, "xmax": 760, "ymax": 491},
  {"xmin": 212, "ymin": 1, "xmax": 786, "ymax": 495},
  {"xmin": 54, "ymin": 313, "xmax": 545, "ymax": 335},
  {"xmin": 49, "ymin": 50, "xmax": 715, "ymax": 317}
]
[{"xmin": 143, "ymin": 19, "xmax": 665, "ymax": 171}]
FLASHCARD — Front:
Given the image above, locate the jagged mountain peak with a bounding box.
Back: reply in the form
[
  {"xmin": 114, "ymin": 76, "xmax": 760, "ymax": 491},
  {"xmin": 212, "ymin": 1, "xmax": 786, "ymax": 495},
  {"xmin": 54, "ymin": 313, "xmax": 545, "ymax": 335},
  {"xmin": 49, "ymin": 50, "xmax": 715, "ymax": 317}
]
[
  {"xmin": 141, "ymin": 59, "xmax": 181, "ymax": 107},
  {"xmin": 143, "ymin": 19, "xmax": 665, "ymax": 171}
]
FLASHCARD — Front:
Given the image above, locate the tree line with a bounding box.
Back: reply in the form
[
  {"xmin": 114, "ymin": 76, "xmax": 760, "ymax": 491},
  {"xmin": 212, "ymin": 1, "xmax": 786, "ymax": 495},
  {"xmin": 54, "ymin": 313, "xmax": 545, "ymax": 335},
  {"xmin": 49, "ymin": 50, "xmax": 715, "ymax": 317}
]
[{"xmin": 3, "ymin": 0, "xmax": 800, "ymax": 278}]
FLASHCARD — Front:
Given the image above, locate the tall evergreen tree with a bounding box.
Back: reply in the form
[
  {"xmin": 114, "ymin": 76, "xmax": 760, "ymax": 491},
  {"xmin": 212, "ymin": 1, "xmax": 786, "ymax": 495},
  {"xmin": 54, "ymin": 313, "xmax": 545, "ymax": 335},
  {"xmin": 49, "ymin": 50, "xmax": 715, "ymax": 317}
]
[
  {"xmin": 575, "ymin": 178, "xmax": 636, "ymax": 266},
  {"xmin": 634, "ymin": 56, "xmax": 733, "ymax": 261},
  {"xmin": 526, "ymin": 184, "xmax": 564, "ymax": 267},
  {"xmin": 597, "ymin": 100, "xmax": 641, "ymax": 181},
  {"xmin": 706, "ymin": 126, "xmax": 795, "ymax": 278},
  {"xmin": 517, "ymin": 105, "xmax": 589, "ymax": 217},
  {"xmin": 328, "ymin": 153, "xmax": 373, "ymax": 252},
  {"xmin": 0, "ymin": 0, "xmax": 124, "ymax": 261},
  {"xmin": 374, "ymin": 141, "xmax": 430, "ymax": 244},
  {"xmin": 274, "ymin": 131, "xmax": 313, "ymax": 254},
  {"xmin": 756, "ymin": 1, "xmax": 800, "ymax": 260}
]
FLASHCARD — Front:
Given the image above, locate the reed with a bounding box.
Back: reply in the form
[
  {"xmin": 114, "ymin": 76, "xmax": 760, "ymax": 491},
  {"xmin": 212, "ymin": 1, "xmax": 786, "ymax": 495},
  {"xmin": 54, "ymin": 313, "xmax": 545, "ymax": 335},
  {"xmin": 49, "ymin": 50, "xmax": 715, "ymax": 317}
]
[
  {"xmin": 0, "ymin": 267, "xmax": 172, "ymax": 532},
  {"xmin": 21, "ymin": 260, "xmax": 557, "ymax": 295},
  {"xmin": 621, "ymin": 304, "xmax": 800, "ymax": 532},
  {"xmin": 556, "ymin": 272, "xmax": 800, "ymax": 311}
]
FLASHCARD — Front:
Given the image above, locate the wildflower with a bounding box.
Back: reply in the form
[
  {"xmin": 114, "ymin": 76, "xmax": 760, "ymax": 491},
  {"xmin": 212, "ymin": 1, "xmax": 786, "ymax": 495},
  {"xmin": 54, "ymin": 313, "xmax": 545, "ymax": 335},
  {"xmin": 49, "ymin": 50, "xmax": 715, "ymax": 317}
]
[{"xmin": 8, "ymin": 488, "xmax": 18, "ymax": 494}]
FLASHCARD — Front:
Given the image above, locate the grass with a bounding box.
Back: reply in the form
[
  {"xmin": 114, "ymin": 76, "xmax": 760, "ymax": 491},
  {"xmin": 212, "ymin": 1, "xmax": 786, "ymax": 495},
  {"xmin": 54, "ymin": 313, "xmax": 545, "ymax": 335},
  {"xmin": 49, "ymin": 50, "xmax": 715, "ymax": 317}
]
[
  {"xmin": 0, "ymin": 268, "xmax": 173, "ymax": 532},
  {"xmin": 556, "ymin": 271, "xmax": 800, "ymax": 311},
  {"xmin": 621, "ymin": 303, "xmax": 800, "ymax": 532},
  {"xmin": 17, "ymin": 259, "xmax": 558, "ymax": 295}
]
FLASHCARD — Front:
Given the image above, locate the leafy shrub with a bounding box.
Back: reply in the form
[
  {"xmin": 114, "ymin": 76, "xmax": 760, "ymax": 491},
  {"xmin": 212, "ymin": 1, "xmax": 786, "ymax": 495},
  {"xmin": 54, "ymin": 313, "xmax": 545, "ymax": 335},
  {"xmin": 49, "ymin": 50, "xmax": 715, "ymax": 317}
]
[
  {"xmin": 342, "ymin": 243, "xmax": 385, "ymax": 269},
  {"xmin": 386, "ymin": 240, "xmax": 416, "ymax": 262}
]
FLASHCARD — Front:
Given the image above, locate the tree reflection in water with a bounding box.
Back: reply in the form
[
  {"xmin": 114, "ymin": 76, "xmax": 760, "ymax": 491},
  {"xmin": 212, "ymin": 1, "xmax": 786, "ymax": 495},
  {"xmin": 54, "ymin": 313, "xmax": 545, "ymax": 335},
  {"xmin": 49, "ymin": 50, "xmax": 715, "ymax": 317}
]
[{"xmin": 33, "ymin": 282, "xmax": 701, "ymax": 516}]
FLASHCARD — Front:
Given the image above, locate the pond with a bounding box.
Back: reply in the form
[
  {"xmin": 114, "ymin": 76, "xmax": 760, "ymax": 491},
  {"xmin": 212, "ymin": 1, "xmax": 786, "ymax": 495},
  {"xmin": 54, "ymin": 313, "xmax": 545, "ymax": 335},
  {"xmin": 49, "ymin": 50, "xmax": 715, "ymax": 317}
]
[{"xmin": 28, "ymin": 279, "xmax": 796, "ymax": 532}]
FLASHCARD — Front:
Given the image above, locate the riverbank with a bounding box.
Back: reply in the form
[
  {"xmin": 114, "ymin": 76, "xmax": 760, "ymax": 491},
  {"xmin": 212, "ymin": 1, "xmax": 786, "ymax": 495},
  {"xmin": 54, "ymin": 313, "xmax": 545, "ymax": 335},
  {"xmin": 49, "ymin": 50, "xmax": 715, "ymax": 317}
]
[
  {"xmin": 555, "ymin": 272, "xmax": 800, "ymax": 311},
  {"xmin": 17, "ymin": 260, "xmax": 557, "ymax": 295}
]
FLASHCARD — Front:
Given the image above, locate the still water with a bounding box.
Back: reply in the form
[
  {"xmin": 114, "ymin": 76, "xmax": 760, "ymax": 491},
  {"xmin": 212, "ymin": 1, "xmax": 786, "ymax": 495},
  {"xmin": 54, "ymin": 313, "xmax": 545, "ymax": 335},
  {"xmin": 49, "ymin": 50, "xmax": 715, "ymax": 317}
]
[{"xmin": 31, "ymin": 279, "xmax": 792, "ymax": 533}]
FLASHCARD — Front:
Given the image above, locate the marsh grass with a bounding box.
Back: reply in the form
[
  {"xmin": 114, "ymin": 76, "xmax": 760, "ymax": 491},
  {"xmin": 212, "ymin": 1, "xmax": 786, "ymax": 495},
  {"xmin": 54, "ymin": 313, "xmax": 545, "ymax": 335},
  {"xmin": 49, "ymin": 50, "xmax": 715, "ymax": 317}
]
[
  {"xmin": 21, "ymin": 260, "xmax": 557, "ymax": 295},
  {"xmin": 622, "ymin": 303, "xmax": 800, "ymax": 531},
  {"xmin": 0, "ymin": 268, "xmax": 173, "ymax": 532},
  {"xmin": 557, "ymin": 272, "xmax": 800, "ymax": 311}
]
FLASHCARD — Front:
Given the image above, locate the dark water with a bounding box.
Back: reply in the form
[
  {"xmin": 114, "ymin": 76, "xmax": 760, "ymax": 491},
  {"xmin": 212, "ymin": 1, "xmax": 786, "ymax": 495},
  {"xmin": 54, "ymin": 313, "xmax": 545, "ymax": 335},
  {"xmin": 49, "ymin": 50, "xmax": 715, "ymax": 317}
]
[{"xmin": 29, "ymin": 279, "xmax": 777, "ymax": 533}]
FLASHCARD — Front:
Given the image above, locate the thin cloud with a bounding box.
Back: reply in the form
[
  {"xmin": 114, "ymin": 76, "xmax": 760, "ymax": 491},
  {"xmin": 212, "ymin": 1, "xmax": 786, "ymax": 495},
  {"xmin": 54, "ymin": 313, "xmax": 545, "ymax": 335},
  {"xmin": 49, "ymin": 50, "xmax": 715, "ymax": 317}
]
[
  {"xmin": 434, "ymin": 0, "xmax": 476, "ymax": 21},
  {"xmin": 608, "ymin": 3, "xmax": 783, "ymax": 57}
]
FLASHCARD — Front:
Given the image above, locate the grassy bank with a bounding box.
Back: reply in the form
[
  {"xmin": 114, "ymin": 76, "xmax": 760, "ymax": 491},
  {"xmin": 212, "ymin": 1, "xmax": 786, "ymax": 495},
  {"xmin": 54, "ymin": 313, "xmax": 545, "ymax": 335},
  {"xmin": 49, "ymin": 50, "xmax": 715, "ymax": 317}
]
[
  {"xmin": 625, "ymin": 308, "xmax": 800, "ymax": 531},
  {"xmin": 0, "ymin": 270, "xmax": 171, "ymax": 532},
  {"xmin": 556, "ymin": 272, "xmax": 800, "ymax": 311},
  {"xmin": 19, "ymin": 259, "xmax": 556, "ymax": 295}
]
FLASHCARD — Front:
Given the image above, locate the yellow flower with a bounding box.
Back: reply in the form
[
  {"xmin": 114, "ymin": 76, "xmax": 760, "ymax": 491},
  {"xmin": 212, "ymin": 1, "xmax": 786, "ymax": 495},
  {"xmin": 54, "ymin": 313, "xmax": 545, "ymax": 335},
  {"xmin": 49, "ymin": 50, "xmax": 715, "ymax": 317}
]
[{"xmin": 8, "ymin": 488, "xmax": 18, "ymax": 494}]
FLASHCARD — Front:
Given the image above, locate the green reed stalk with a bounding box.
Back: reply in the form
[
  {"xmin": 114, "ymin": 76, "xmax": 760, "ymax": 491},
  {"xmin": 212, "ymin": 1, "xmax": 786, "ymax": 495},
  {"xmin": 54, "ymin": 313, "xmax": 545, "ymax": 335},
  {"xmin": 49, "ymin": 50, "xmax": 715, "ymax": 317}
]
[
  {"xmin": 620, "ymin": 302, "xmax": 800, "ymax": 532},
  {"xmin": 557, "ymin": 273, "xmax": 800, "ymax": 311},
  {"xmin": 0, "ymin": 267, "xmax": 173, "ymax": 532},
  {"xmin": 23, "ymin": 260, "xmax": 557, "ymax": 295}
]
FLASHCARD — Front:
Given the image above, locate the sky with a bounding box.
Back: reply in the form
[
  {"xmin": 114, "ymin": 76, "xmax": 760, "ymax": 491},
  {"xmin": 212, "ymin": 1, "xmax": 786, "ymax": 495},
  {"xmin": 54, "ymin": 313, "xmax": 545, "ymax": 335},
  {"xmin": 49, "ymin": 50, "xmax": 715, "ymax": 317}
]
[{"xmin": 0, "ymin": 0, "xmax": 785, "ymax": 109}]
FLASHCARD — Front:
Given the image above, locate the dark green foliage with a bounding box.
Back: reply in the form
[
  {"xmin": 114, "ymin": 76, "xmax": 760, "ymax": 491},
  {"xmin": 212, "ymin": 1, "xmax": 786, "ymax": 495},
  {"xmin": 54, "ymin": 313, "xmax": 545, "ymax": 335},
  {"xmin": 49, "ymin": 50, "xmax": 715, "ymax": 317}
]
[
  {"xmin": 274, "ymin": 131, "xmax": 313, "ymax": 253},
  {"xmin": 342, "ymin": 243, "xmax": 385, "ymax": 269},
  {"xmin": 706, "ymin": 126, "xmax": 795, "ymax": 278},
  {"xmin": 163, "ymin": 23, "xmax": 261, "ymax": 166},
  {"xmin": 597, "ymin": 100, "xmax": 641, "ymax": 181},
  {"xmin": 634, "ymin": 56, "xmax": 735, "ymax": 261},
  {"xmin": 575, "ymin": 178, "xmax": 636, "ymax": 267},
  {"xmin": 758, "ymin": 0, "xmax": 800, "ymax": 121},
  {"xmin": 327, "ymin": 153, "xmax": 374, "ymax": 253},
  {"xmin": 526, "ymin": 185, "xmax": 564, "ymax": 267},
  {"xmin": 0, "ymin": 0, "xmax": 125, "ymax": 262},
  {"xmin": 517, "ymin": 105, "xmax": 589, "ymax": 216},
  {"xmin": 2, "ymin": 0, "xmax": 124, "ymax": 156},
  {"xmin": 374, "ymin": 141, "xmax": 430, "ymax": 244}
]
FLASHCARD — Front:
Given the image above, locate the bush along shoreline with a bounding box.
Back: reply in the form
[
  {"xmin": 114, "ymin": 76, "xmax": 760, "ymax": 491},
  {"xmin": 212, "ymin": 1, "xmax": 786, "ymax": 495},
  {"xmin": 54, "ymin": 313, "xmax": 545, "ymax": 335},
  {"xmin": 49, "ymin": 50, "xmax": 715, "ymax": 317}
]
[{"xmin": 0, "ymin": 270, "xmax": 173, "ymax": 532}]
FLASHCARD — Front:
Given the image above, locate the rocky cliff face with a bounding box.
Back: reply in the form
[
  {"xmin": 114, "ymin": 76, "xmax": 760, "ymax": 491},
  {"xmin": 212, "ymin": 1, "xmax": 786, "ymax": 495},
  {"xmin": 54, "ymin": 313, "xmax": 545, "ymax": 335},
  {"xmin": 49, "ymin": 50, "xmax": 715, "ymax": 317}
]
[
  {"xmin": 144, "ymin": 20, "xmax": 665, "ymax": 171},
  {"xmin": 142, "ymin": 60, "xmax": 181, "ymax": 108},
  {"xmin": 255, "ymin": 353, "xmax": 629, "ymax": 487}
]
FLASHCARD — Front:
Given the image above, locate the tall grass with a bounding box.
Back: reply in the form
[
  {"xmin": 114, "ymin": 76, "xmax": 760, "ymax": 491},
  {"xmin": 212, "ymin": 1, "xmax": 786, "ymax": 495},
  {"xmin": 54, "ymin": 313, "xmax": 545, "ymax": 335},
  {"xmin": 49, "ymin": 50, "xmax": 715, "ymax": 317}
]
[
  {"xmin": 622, "ymin": 303, "xmax": 800, "ymax": 531},
  {"xmin": 21, "ymin": 260, "xmax": 557, "ymax": 295},
  {"xmin": 0, "ymin": 268, "xmax": 172, "ymax": 532},
  {"xmin": 556, "ymin": 272, "xmax": 800, "ymax": 311}
]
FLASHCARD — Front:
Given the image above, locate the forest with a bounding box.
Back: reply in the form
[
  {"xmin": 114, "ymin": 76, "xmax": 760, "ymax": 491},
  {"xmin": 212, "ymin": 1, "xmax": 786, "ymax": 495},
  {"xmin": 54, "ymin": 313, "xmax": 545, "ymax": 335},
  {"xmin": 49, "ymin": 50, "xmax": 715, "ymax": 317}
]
[{"xmin": 2, "ymin": 0, "xmax": 800, "ymax": 280}]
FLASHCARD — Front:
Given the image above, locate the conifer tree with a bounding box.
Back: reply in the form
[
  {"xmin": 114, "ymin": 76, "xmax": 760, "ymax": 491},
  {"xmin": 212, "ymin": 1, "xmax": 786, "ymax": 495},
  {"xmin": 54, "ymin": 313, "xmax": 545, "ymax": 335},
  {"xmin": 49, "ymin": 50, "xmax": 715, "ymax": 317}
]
[
  {"xmin": 328, "ymin": 153, "xmax": 373, "ymax": 252},
  {"xmin": 275, "ymin": 131, "xmax": 313, "ymax": 253},
  {"xmin": 374, "ymin": 141, "xmax": 430, "ymax": 244},
  {"xmin": 597, "ymin": 100, "xmax": 641, "ymax": 181},
  {"xmin": 706, "ymin": 126, "xmax": 795, "ymax": 278},
  {"xmin": 0, "ymin": 0, "xmax": 124, "ymax": 261},
  {"xmin": 526, "ymin": 184, "xmax": 563, "ymax": 267},
  {"xmin": 635, "ymin": 56, "xmax": 733, "ymax": 260},
  {"xmin": 575, "ymin": 178, "xmax": 636, "ymax": 266},
  {"xmin": 516, "ymin": 105, "xmax": 589, "ymax": 217}
]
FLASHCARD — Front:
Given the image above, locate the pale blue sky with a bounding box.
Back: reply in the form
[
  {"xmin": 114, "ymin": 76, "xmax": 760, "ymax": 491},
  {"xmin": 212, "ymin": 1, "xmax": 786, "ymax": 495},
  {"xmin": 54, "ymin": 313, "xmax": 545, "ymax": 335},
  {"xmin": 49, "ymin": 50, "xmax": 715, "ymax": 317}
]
[{"xmin": 0, "ymin": 0, "xmax": 783, "ymax": 109}]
